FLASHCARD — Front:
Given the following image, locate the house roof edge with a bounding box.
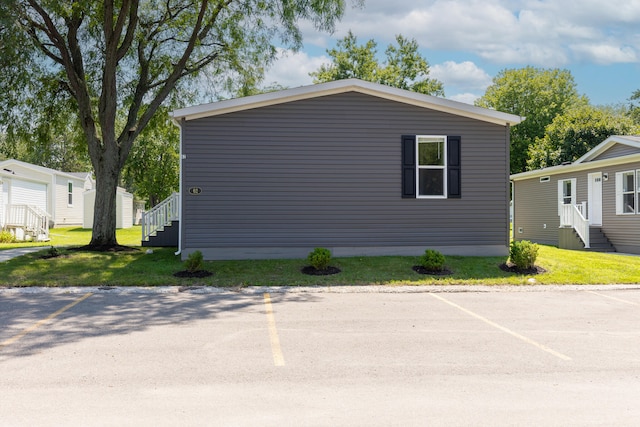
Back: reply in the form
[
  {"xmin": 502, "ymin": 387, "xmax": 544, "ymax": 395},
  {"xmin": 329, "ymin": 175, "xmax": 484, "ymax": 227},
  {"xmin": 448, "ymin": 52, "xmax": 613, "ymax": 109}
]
[
  {"xmin": 170, "ymin": 79, "xmax": 523, "ymax": 127},
  {"xmin": 511, "ymin": 151, "xmax": 640, "ymax": 181},
  {"xmin": 574, "ymin": 135, "xmax": 640, "ymax": 164}
]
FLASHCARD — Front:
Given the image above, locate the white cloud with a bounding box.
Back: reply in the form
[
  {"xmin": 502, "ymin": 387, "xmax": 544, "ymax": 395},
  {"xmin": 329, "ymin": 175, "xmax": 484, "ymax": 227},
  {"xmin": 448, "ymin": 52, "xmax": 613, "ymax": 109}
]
[
  {"xmin": 305, "ymin": 0, "xmax": 640, "ymax": 67},
  {"xmin": 430, "ymin": 61, "xmax": 492, "ymax": 103},
  {"xmin": 262, "ymin": 49, "xmax": 328, "ymax": 89},
  {"xmin": 262, "ymin": 0, "xmax": 640, "ymax": 105},
  {"xmin": 570, "ymin": 43, "xmax": 638, "ymax": 64},
  {"xmin": 448, "ymin": 93, "xmax": 481, "ymax": 105},
  {"xmin": 430, "ymin": 61, "xmax": 492, "ymax": 93}
]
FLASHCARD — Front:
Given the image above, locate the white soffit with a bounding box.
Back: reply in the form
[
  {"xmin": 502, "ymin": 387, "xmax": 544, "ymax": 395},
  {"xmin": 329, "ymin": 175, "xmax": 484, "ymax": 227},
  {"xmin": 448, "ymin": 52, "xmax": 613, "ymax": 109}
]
[{"xmin": 170, "ymin": 79, "xmax": 523, "ymax": 127}]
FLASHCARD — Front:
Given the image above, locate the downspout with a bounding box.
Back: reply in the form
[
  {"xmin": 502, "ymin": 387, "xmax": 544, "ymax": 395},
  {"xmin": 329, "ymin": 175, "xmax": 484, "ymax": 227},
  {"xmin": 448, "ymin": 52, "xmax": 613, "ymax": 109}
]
[
  {"xmin": 510, "ymin": 180, "xmax": 514, "ymax": 242},
  {"xmin": 50, "ymin": 173, "xmax": 55, "ymax": 226},
  {"xmin": 171, "ymin": 116, "xmax": 184, "ymax": 257},
  {"xmin": 506, "ymin": 124, "xmax": 512, "ymax": 248}
]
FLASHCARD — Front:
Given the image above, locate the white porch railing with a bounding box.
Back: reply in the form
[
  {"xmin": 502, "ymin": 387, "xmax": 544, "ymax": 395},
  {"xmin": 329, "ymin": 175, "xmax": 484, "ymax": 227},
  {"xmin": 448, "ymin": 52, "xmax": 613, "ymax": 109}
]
[
  {"xmin": 141, "ymin": 192, "xmax": 179, "ymax": 242},
  {"xmin": 4, "ymin": 204, "xmax": 51, "ymax": 242},
  {"xmin": 560, "ymin": 202, "xmax": 590, "ymax": 248}
]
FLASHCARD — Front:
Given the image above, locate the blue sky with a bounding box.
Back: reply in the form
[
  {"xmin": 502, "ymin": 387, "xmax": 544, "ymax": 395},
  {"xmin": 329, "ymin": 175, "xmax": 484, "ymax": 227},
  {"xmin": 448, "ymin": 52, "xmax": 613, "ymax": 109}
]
[{"xmin": 263, "ymin": 0, "xmax": 640, "ymax": 106}]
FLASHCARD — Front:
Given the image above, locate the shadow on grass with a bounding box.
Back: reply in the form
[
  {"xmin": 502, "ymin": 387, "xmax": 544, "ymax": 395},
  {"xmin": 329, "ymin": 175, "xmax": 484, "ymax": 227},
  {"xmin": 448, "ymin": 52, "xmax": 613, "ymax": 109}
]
[{"xmin": 59, "ymin": 227, "xmax": 88, "ymax": 233}]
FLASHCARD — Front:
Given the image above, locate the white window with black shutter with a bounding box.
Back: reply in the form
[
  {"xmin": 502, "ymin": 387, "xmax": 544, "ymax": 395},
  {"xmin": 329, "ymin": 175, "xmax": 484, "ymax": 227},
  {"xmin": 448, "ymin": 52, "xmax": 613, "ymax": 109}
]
[{"xmin": 402, "ymin": 135, "xmax": 461, "ymax": 199}]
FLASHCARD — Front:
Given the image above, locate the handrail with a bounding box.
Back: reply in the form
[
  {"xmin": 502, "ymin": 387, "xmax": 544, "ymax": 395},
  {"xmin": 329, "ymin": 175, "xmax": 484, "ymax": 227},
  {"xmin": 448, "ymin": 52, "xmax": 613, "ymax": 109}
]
[
  {"xmin": 141, "ymin": 192, "xmax": 179, "ymax": 242},
  {"xmin": 5, "ymin": 204, "xmax": 51, "ymax": 242},
  {"xmin": 560, "ymin": 203, "xmax": 589, "ymax": 248}
]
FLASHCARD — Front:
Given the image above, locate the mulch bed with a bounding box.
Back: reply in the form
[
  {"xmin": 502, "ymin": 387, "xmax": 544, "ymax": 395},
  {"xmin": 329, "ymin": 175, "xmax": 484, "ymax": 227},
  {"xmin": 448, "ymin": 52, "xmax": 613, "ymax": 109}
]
[
  {"xmin": 173, "ymin": 270, "xmax": 213, "ymax": 278},
  {"xmin": 412, "ymin": 266, "xmax": 454, "ymax": 276},
  {"xmin": 68, "ymin": 244, "xmax": 139, "ymax": 253},
  {"xmin": 499, "ymin": 263, "xmax": 547, "ymax": 275},
  {"xmin": 301, "ymin": 266, "xmax": 341, "ymax": 276}
]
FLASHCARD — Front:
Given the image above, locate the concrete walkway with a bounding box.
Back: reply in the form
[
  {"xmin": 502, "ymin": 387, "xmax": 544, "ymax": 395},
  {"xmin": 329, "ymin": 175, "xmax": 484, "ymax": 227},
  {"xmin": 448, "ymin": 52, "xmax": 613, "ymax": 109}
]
[{"xmin": 0, "ymin": 247, "xmax": 47, "ymax": 263}]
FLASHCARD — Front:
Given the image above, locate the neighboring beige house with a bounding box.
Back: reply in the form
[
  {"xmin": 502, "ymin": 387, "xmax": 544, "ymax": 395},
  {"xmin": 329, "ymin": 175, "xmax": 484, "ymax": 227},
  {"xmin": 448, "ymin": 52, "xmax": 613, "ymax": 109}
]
[
  {"xmin": 511, "ymin": 135, "xmax": 640, "ymax": 254},
  {"xmin": 0, "ymin": 159, "xmax": 134, "ymax": 241},
  {"xmin": 0, "ymin": 159, "xmax": 91, "ymax": 227}
]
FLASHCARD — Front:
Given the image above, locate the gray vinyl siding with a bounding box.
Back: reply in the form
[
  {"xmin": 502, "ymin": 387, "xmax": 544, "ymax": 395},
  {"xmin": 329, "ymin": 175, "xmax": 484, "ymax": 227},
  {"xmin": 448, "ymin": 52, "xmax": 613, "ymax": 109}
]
[
  {"xmin": 513, "ymin": 160, "xmax": 640, "ymax": 254},
  {"xmin": 514, "ymin": 170, "xmax": 591, "ymax": 246},
  {"xmin": 590, "ymin": 143, "xmax": 640, "ymax": 161},
  {"xmin": 512, "ymin": 176, "xmax": 560, "ymax": 245},
  {"xmin": 181, "ymin": 92, "xmax": 510, "ymax": 259}
]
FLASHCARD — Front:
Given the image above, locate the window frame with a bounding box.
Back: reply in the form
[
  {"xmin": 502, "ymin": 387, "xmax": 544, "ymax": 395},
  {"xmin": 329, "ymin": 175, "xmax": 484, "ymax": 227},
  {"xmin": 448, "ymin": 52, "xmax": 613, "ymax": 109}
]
[
  {"xmin": 415, "ymin": 135, "xmax": 447, "ymax": 199},
  {"xmin": 616, "ymin": 170, "xmax": 638, "ymax": 215},
  {"xmin": 557, "ymin": 178, "xmax": 576, "ymax": 216},
  {"xmin": 67, "ymin": 181, "xmax": 73, "ymax": 207}
]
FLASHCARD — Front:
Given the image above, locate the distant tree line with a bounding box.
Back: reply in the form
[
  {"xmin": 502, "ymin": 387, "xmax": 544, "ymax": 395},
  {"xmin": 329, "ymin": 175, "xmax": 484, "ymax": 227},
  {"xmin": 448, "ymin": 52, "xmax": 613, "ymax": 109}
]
[{"xmin": 2, "ymin": 27, "xmax": 639, "ymax": 216}]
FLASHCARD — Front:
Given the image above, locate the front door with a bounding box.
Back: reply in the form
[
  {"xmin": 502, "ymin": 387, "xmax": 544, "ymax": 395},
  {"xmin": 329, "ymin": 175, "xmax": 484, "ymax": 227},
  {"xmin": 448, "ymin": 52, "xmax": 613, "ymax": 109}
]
[{"xmin": 588, "ymin": 172, "xmax": 603, "ymax": 226}]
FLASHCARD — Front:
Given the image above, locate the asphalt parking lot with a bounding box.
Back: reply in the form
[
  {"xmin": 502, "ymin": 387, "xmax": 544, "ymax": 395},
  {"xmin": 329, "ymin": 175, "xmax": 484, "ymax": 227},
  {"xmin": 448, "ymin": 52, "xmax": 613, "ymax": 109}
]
[{"xmin": 1, "ymin": 285, "xmax": 640, "ymax": 426}]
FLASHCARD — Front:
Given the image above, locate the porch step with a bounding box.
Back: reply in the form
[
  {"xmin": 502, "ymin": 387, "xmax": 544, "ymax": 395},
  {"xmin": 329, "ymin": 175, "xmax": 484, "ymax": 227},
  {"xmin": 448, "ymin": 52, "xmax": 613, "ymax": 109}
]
[
  {"xmin": 585, "ymin": 227, "xmax": 616, "ymax": 252},
  {"xmin": 142, "ymin": 220, "xmax": 179, "ymax": 247}
]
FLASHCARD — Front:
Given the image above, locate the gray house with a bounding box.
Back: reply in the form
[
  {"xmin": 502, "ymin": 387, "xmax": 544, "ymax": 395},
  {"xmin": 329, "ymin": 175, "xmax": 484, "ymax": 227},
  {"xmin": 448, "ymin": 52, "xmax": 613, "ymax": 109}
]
[
  {"xmin": 165, "ymin": 79, "xmax": 522, "ymax": 260},
  {"xmin": 511, "ymin": 135, "xmax": 640, "ymax": 254}
]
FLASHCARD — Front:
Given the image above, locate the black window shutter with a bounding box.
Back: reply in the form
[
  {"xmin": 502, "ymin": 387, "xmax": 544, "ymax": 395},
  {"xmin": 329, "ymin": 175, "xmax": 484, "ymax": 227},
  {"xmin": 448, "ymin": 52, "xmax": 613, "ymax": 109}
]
[
  {"xmin": 447, "ymin": 136, "xmax": 461, "ymax": 198},
  {"xmin": 401, "ymin": 135, "xmax": 416, "ymax": 198}
]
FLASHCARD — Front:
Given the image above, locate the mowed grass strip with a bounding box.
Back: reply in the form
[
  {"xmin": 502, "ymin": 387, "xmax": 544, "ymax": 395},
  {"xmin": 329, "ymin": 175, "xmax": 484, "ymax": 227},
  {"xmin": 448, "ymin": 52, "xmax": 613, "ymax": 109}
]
[{"xmin": 2, "ymin": 233, "xmax": 640, "ymax": 286}]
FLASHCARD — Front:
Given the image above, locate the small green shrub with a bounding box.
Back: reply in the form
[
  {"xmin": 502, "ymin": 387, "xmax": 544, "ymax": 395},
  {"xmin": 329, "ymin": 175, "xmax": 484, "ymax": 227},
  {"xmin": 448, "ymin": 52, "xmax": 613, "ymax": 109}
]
[
  {"xmin": 185, "ymin": 250, "xmax": 204, "ymax": 272},
  {"xmin": 0, "ymin": 230, "xmax": 16, "ymax": 243},
  {"xmin": 308, "ymin": 247, "xmax": 332, "ymax": 270},
  {"xmin": 47, "ymin": 246, "xmax": 59, "ymax": 257},
  {"xmin": 509, "ymin": 240, "xmax": 539, "ymax": 270},
  {"xmin": 419, "ymin": 249, "xmax": 445, "ymax": 271}
]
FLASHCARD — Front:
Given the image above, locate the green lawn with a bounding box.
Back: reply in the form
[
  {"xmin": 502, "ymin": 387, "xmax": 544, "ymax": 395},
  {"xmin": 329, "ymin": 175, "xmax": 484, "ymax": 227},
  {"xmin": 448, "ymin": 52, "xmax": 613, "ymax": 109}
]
[
  {"xmin": 0, "ymin": 226, "xmax": 142, "ymax": 249},
  {"xmin": 1, "ymin": 230, "xmax": 640, "ymax": 287}
]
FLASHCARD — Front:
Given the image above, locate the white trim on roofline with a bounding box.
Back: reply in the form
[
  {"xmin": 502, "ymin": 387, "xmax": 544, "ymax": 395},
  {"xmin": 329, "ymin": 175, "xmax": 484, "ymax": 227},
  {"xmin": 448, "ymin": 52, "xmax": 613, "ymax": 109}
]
[
  {"xmin": 0, "ymin": 159, "xmax": 89, "ymax": 182},
  {"xmin": 0, "ymin": 169, "xmax": 49, "ymax": 185},
  {"xmin": 511, "ymin": 135, "xmax": 640, "ymax": 181},
  {"xmin": 170, "ymin": 78, "xmax": 524, "ymax": 127},
  {"xmin": 511, "ymin": 152, "xmax": 640, "ymax": 181},
  {"xmin": 574, "ymin": 135, "xmax": 640, "ymax": 164}
]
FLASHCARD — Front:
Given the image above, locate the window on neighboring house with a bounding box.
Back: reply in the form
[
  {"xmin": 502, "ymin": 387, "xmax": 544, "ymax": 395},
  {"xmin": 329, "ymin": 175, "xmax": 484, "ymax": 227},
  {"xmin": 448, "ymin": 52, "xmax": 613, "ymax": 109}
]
[
  {"xmin": 68, "ymin": 182, "xmax": 73, "ymax": 206},
  {"xmin": 557, "ymin": 178, "xmax": 576, "ymax": 215},
  {"xmin": 616, "ymin": 170, "xmax": 637, "ymax": 214},
  {"xmin": 401, "ymin": 135, "xmax": 461, "ymax": 199},
  {"xmin": 562, "ymin": 180, "xmax": 572, "ymax": 205}
]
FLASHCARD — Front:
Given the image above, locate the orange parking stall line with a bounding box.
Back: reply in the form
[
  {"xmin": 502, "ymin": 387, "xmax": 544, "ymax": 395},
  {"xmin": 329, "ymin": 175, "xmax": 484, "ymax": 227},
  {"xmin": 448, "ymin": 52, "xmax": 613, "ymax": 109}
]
[
  {"xmin": 0, "ymin": 292, "xmax": 93, "ymax": 350},
  {"xmin": 263, "ymin": 293, "xmax": 285, "ymax": 367}
]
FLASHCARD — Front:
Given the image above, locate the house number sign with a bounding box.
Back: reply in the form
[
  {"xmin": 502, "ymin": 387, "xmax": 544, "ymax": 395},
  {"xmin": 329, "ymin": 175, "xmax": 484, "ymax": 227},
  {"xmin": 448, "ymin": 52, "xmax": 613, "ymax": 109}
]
[{"xmin": 189, "ymin": 187, "xmax": 202, "ymax": 195}]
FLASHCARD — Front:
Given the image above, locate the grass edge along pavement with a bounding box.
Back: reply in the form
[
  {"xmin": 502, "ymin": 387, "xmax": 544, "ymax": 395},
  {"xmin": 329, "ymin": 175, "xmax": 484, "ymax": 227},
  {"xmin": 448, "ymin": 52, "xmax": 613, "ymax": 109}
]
[{"xmin": 2, "ymin": 235, "xmax": 640, "ymax": 286}]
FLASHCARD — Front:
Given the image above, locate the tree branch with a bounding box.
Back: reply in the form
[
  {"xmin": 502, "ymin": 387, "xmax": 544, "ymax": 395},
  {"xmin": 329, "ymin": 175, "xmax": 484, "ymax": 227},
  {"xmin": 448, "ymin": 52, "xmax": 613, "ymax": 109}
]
[{"xmin": 24, "ymin": 1, "xmax": 98, "ymax": 156}]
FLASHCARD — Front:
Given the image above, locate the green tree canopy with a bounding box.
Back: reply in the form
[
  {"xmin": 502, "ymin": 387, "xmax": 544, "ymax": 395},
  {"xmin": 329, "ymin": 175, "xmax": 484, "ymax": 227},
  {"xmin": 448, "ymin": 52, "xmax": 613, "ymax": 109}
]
[
  {"xmin": 627, "ymin": 89, "xmax": 640, "ymax": 125},
  {"xmin": 310, "ymin": 31, "xmax": 444, "ymax": 96},
  {"xmin": 476, "ymin": 66, "xmax": 587, "ymax": 174},
  {"xmin": 527, "ymin": 104, "xmax": 639, "ymax": 170},
  {"xmin": 0, "ymin": 76, "xmax": 91, "ymax": 172},
  {"xmin": 122, "ymin": 107, "xmax": 179, "ymax": 208},
  {"xmin": 0, "ymin": 0, "xmax": 350, "ymax": 248}
]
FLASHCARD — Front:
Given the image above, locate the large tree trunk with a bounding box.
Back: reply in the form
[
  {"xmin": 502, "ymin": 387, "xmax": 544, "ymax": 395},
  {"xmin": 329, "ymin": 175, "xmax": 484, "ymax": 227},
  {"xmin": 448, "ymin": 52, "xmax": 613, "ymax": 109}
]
[{"xmin": 88, "ymin": 146, "xmax": 123, "ymax": 248}]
